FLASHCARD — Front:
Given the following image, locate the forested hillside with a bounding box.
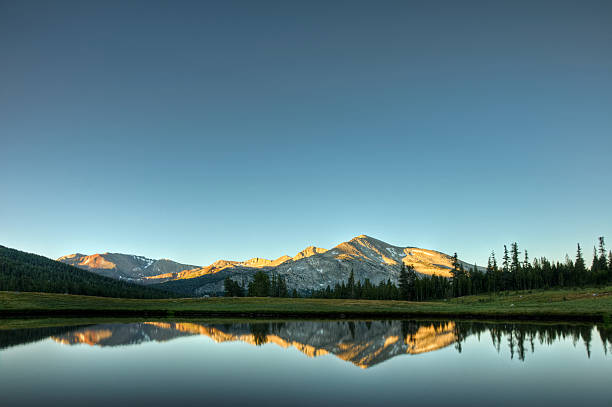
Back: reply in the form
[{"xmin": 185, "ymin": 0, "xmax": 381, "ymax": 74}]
[{"xmin": 0, "ymin": 245, "xmax": 178, "ymax": 299}]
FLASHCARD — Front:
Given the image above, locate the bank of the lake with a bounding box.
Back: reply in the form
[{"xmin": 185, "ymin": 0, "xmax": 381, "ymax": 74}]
[{"xmin": 1, "ymin": 286, "xmax": 611, "ymax": 322}]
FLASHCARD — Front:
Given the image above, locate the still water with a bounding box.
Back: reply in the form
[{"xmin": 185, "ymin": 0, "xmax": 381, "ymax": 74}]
[{"xmin": 1, "ymin": 319, "xmax": 610, "ymax": 406}]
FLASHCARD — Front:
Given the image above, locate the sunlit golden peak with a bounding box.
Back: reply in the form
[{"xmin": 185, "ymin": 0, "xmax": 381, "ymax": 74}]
[
  {"xmin": 57, "ymin": 253, "xmax": 86, "ymax": 260},
  {"xmin": 293, "ymin": 245, "xmax": 327, "ymax": 260}
]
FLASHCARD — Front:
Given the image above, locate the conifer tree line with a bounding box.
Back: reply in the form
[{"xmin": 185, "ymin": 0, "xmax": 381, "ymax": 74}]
[
  {"xmin": 311, "ymin": 236, "xmax": 612, "ymax": 301},
  {"xmin": 311, "ymin": 265, "xmax": 452, "ymax": 300},
  {"xmin": 224, "ymin": 271, "xmax": 299, "ymax": 298}
]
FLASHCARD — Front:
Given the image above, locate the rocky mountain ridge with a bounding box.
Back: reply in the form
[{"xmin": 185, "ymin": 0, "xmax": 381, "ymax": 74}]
[
  {"xmin": 59, "ymin": 235, "xmax": 483, "ymax": 295},
  {"xmin": 57, "ymin": 252, "xmax": 197, "ymax": 280}
]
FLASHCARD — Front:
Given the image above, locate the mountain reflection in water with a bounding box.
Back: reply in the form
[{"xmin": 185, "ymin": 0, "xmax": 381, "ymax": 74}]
[
  {"xmin": 51, "ymin": 321, "xmax": 456, "ymax": 368},
  {"xmin": 36, "ymin": 320, "xmax": 610, "ymax": 368}
]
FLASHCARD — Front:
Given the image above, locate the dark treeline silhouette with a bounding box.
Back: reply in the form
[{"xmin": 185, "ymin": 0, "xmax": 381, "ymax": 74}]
[
  {"xmin": 310, "ymin": 237, "xmax": 612, "ymax": 301},
  {"xmin": 311, "ymin": 266, "xmax": 453, "ymax": 300},
  {"xmin": 224, "ymin": 271, "xmax": 299, "ymax": 298},
  {"xmin": 309, "ymin": 262, "xmax": 455, "ymax": 300},
  {"xmin": 0, "ymin": 245, "xmax": 178, "ymax": 299},
  {"xmin": 224, "ymin": 277, "xmax": 245, "ymax": 297}
]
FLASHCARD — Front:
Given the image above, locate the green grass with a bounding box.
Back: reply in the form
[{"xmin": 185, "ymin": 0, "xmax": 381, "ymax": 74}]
[{"xmin": 1, "ymin": 286, "xmax": 611, "ymax": 322}]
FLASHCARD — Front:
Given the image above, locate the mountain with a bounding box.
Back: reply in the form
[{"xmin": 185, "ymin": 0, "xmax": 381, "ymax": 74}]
[
  {"xmin": 153, "ymin": 235, "xmax": 483, "ymax": 295},
  {"xmin": 57, "ymin": 235, "xmax": 482, "ymax": 296},
  {"xmin": 0, "ymin": 245, "xmax": 178, "ymax": 298},
  {"xmin": 57, "ymin": 253, "xmax": 197, "ymax": 280}
]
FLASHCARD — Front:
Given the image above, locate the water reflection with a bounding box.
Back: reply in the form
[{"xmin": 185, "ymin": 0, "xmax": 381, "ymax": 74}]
[
  {"xmin": 2, "ymin": 320, "xmax": 610, "ymax": 368},
  {"xmin": 47, "ymin": 321, "xmax": 458, "ymax": 368}
]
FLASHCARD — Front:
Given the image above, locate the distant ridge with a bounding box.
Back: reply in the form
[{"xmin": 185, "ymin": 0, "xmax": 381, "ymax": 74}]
[{"xmin": 58, "ymin": 252, "xmax": 197, "ymax": 281}]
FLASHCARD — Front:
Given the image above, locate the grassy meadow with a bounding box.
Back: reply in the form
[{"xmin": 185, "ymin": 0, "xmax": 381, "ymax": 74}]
[{"xmin": 1, "ymin": 286, "xmax": 611, "ymax": 322}]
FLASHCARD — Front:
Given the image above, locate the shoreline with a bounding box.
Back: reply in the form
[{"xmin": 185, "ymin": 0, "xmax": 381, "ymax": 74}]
[
  {"xmin": 2, "ymin": 288, "xmax": 611, "ymax": 323},
  {"xmin": 0, "ymin": 308, "xmax": 607, "ymax": 322}
]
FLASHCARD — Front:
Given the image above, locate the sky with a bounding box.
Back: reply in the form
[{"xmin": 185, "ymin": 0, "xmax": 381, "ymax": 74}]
[{"xmin": 1, "ymin": 0, "xmax": 611, "ymax": 267}]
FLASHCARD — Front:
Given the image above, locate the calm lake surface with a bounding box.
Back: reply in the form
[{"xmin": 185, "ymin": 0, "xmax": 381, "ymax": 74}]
[{"xmin": 1, "ymin": 319, "xmax": 611, "ymax": 406}]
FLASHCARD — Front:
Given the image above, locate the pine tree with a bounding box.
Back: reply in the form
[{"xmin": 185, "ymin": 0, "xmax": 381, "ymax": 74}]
[
  {"xmin": 591, "ymin": 246, "xmax": 599, "ymax": 272},
  {"xmin": 502, "ymin": 245, "xmax": 510, "ymax": 273},
  {"xmin": 511, "ymin": 243, "xmax": 520, "ymax": 272},
  {"xmin": 406, "ymin": 265, "xmax": 417, "ymax": 300},
  {"xmin": 598, "ymin": 237, "xmax": 607, "ymax": 270},
  {"xmin": 224, "ymin": 277, "xmax": 234, "ymax": 297},
  {"xmin": 248, "ymin": 271, "xmax": 270, "ymax": 297},
  {"xmin": 572, "ymin": 243, "xmax": 586, "ymax": 286},
  {"xmin": 491, "ymin": 250, "xmax": 498, "ymax": 270},
  {"xmin": 486, "ymin": 252, "xmax": 495, "ymax": 293},
  {"xmin": 398, "ymin": 264, "xmax": 410, "ymax": 300},
  {"xmin": 451, "ymin": 253, "xmax": 460, "ymax": 276},
  {"xmin": 278, "ymin": 276, "xmax": 288, "ymax": 297},
  {"xmin": 347, "ymin": 269, "xmax": 355, "ymax": 299},
  {"xmin": 575, "ymin": 243, "xmax": 586, "ymax": 273}
]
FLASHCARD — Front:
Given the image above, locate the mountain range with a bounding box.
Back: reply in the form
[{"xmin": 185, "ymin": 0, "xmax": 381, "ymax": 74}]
[{"xmin": 58, "ymin": 235, "xmax": 482, "ymax": 295}]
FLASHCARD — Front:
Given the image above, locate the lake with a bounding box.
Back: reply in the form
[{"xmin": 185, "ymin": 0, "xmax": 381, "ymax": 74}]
[{"xmin": 1, "ymin": 319, "xmax": 610, "ymax": 406}]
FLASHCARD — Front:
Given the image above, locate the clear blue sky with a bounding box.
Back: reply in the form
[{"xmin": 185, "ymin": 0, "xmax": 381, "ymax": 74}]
[{"xmin": 1, "ymin": 0, "xmax": 610, "ymax": 267}]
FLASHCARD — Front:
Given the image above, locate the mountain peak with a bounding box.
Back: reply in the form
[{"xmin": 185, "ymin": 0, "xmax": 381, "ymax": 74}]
[
  {"xmin": 57, "ymin": 253, "xmax": 86, "ymax": 261},
  {"xmin": 293, "ymin": 245, "xmax": 327, "ymax": 260},
  {"xmin": 349, "ymin": 234, "xmax": 393, "ymax": 247},
  {"xmin": 210, "ymin": 259, "xmax": 237, "ymax": 268},
  {"xmin": 351, "ymin": 234, "xmax": 387, "ymax": 243}
]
